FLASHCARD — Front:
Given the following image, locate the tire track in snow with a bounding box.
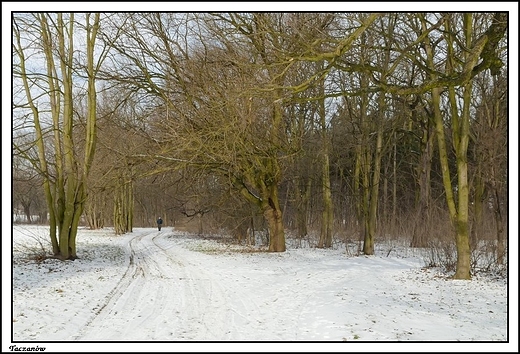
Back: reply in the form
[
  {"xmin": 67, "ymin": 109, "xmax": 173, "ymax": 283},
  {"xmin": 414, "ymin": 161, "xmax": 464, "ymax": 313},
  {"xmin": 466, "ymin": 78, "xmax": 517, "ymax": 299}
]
[
  {"xmin": 73, "ymin": 230, "xmax": 238, "ymax": 340},
  {"xmin": 71, "ymin": 231, "xmax": 148, "ymax": 340}
]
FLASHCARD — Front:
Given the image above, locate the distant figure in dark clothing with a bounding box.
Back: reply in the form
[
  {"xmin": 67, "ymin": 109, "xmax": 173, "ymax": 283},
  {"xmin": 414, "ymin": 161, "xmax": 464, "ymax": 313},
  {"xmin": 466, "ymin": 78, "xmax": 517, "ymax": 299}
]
[{"xmin": 157, "ymin": 217, "xmax": 163, "ymax": 231}]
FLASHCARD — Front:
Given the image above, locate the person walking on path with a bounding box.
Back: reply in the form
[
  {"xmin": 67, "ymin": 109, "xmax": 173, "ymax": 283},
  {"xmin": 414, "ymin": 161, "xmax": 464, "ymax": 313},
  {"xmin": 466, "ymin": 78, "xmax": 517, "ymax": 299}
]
[{"xmin": 157, "ymin": 216, "xmax": 163, "ymax": 231}]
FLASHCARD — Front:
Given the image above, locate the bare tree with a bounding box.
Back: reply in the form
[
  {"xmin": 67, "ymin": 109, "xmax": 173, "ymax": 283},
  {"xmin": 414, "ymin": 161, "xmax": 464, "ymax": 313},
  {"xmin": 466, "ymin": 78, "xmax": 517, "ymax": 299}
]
[
  {"xmin": 471, "ymin": 70, "xmax": 507, "ymax": 264},
  {"xmin": 13, "ymin": 13, "xmax": 106, "ymax": 259},
  {"xmin": 422, "ymin": 13, "xmax": 507, "ymax": 278}
]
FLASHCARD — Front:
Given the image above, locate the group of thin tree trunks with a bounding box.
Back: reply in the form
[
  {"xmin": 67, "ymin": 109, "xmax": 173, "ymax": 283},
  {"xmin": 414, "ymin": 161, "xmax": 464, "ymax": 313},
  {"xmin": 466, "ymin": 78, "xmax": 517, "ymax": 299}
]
[{"xmin": 12, "ymin": 13, "xmax": 508, "ymax": 279}]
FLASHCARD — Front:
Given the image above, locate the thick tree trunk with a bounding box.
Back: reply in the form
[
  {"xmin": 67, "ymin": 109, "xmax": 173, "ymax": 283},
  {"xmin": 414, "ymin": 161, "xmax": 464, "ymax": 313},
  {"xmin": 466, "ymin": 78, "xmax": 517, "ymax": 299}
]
[
  {"xmin": 263, "ymin": 185, "xmax": 286, "ymax": 252},
  {"xmin": 432, "ymin": 82, "xmax": 471, "ymax": 279}
]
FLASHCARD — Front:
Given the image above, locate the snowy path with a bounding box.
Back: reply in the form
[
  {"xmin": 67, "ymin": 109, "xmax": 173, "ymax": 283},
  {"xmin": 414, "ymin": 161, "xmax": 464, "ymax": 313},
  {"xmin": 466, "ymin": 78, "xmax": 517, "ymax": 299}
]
[
  {"xmin": 73, "ymin": 230, "xmax": 239, "ymax": 340},
  {"xmin": 11, "ymin": 226, "xmax": 509, "ymax": 344},
  {"xmin": 68, "ymin": 229, "xmax": 503, "ymax": 342}
]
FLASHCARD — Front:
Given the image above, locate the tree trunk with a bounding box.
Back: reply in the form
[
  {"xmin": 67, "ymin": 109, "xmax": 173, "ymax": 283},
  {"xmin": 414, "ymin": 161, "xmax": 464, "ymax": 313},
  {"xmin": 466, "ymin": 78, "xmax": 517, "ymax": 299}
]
[
  {"xmin": 85, "ymin": 192, "xmax": 105, "ymax": 230},
  {"xmin": 318, "ymin": 86, "xmax": 333, "ymax": 248},
  {"xmin": 471, "ymin": 169, "xmax": 485, "ymax": 250},
  {"xmin": 454, "ymin": 131, "xmax": 471, "ymax": 279},
  {"xmin": 363, "ymin": 125, "xmax": 383, "ymax": 255},
  {"xmin": 295, "ymin": 177, "xmax": 311, "ymax": 240},
  {"xmin": 319, "ymin": 152, "xmax": 333, "ymax": 248},
  {"xmin": 432, "ymin": 81, "xmax": 471, "ymax": 279},
  {"xmin": 22, "ymin": 201, "xmax": 32, "ymax": 224},
  {"xmin": 392, "ymin": 133, "xmax": 397, "ymax": 226},
  {"xmin": 262, "ymin": 184, "xmax": 286, "ymax": 252},
  {"xmin": 411, "ymin": 121, "xmax": 434, "ymax": 248},
  {"xmin": 490, "ymin": 169, "xmax": 505, "ymax": 264},
  {"xmin": 359, "ymin": 144, "xmax": 372, "ymax": 254},
  {"xmin": 114, "ymin": 177, "xmax": 133, "ymax": 235},
  {"xmin": 449, "ymin": 15, "xmax": 474, "ymax": 279}
]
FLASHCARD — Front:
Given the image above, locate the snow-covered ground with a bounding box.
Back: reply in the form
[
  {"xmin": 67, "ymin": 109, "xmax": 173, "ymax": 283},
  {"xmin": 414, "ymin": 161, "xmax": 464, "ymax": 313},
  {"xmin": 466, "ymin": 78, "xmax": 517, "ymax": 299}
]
[{"xmin": 5, "ymin": 225, "xmax": 517, "ymax": 352}]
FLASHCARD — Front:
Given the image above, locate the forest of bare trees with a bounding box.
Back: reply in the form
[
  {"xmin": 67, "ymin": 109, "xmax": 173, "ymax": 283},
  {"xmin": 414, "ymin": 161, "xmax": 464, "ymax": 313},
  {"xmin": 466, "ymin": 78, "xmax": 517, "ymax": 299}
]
[{"xmin": 12, "ymin": 12, "xmax": 508, "ymax": 279}]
